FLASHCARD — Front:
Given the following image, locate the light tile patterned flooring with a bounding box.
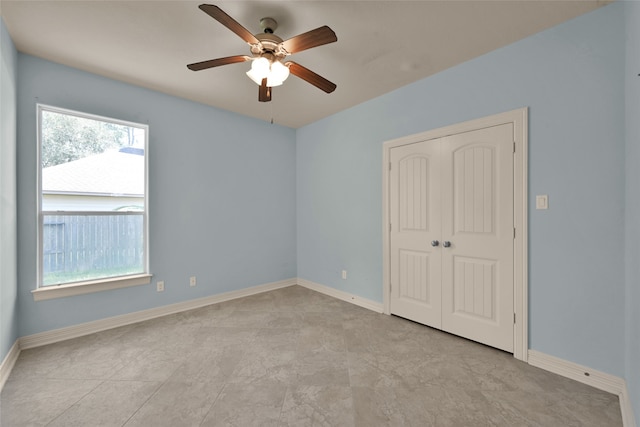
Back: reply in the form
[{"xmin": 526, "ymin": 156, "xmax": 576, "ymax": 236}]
[{"xmin": 1, "ymin": 285, "xmax": 622, "ymax": 426}]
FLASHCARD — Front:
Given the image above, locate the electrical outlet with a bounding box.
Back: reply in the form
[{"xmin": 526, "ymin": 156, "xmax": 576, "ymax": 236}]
[
  {"xmin": 190, "ymin": 276, "xmax": 197, "ymax": 287},
  {"xmin": 341, "ymin": 270, "xmax": 347, "ymax": 280},
  {"xmin": 157, "ymin": 281, "xmax": 164, "ymax": 292}
]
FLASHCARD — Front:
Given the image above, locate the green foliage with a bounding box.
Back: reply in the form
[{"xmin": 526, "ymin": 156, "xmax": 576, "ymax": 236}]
[{"xmin": 41, "ymin": 110, "xmax": 131, "ymax": 168}]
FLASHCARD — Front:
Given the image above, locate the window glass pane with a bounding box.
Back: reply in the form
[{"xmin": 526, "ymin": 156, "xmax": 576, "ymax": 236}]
[
  {"xmin": 42, "ymin": 214, "xmax": 144, "ymax": 286},
  {"xmin": 41, "ymin": 109, "xmax": 145, "ymax": 212},
  {"xmin": 38, "ymin": 105, "xmax": 148, "ymax": 288}
]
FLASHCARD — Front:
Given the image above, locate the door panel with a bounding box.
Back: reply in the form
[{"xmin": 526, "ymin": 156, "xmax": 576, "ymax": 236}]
[
  {"xmin": 455, "ymin": 146, "xmax": 495, "ymax": 234},
  {"xmin": 441, "ymin": 124, "xmax": 514, "ymax": 352},
  {"xmin": 399, "ymin": 250, "xmax": 431, "ymax": 302},
  {"xmin": 389, "ymin": 142, "xmax": 441, "ymax": 328},
  {"xmin": 453, "ymin": 255, "xmax": 497, "ymax": 320}
]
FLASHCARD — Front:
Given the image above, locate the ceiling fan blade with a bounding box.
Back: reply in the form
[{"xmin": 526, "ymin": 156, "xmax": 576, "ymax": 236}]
[
  {"xmin": 259, "ymin": 78, "xmax": 272, "ymax": 102},
  {"xmin": 281, "ymin": 26, "xmax": 337, "ymax": 54},
  {"xmin": 187, "ymin": 55, "xmax": 251, "ymax": 71},
  {"xmin": 199, "ymin": 4, "xmax": 260, "ymax": 45},
  {"xmin": 286, "ymin": 62, "xmax": 336, "ymax": 93}
]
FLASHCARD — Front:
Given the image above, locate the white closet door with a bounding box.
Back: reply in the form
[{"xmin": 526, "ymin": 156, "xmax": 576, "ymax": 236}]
[
  {"xmin": 440, "ymin": 123, "xmax": 514, "ymax": 352},
  {"xmin": 389, "ymin": 140, "xmax": 442, "ymax": 328},
  {"xmin": 389, "ymin": 123, "xmax": 515, "ymax": 353}
]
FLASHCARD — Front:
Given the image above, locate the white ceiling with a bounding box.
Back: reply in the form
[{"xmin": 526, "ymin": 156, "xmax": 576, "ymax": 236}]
[{"xmin": 1, "ymin": 0, "xmax": 610, "ymax": 128}]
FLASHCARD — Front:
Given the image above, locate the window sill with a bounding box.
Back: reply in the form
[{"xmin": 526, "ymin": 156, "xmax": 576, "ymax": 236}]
[{"xmin": 32, "ymin": 274, "xmax": 152, "ymax": 301}]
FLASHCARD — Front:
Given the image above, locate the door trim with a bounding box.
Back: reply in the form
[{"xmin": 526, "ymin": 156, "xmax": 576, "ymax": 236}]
[{"xmin": 382, "ymin": 108, "xmax": 528, "ymax": 361}]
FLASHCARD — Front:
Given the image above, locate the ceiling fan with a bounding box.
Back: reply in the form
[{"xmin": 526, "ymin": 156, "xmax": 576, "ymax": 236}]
[{"xmin": 187, "ymin": 4, "xmax": 337, "ymax": 103}]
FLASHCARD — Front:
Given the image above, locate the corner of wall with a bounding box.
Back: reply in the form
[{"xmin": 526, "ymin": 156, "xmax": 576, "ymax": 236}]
[
  {"xmin": 624, "ymin": 0, "xmax": 640, "ymax": 424},
  {"xmin": 0, "ymin": 16, "xmax": 20, "ymax": 366}
]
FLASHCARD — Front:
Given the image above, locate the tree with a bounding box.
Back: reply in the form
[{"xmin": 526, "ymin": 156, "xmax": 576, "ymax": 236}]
[{"xmin": 41, "ymin": 110, "xmax": 130, "ymax": 168}]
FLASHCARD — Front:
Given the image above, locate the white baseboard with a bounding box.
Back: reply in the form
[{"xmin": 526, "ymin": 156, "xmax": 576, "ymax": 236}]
[
  {"xmin": 620, "ymin": 385, "xmax": 638, "ymax": 427},
  {"xmin": 296, "ymin": 278, "xmax": 384, "ymax": 313},
  {"xmin": 19, "ymin": 278, "xmax": 297, "ymax": 350},
  {"xmin": 528, "ymin": 350, "xmax": 624, "ymax": 394},
  {"xmin": 528, "ymin": 350, "xmax": 636, "ymax": 427},
  {"xmin": 0, "ymin": 340, "xmax": 21, "ymax": 392}
]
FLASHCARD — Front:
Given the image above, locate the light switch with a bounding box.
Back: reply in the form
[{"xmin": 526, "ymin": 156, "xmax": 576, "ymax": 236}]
[{"xmin": 536, "ymin": 195, "xmax": 548, "ymax": 210}]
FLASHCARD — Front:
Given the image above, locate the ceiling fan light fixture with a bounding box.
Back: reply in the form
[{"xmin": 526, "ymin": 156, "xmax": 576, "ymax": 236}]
[
  {"xmin": 251, "ymin": 57, "xmax": 270, "ymax": 74},
  {"xmin": 270, "ymin": 60, "xmax": 290, "ymax": 83},
  {"xmin": 246, "ymin": 58, "xmax": 290, "ymax": 87}
]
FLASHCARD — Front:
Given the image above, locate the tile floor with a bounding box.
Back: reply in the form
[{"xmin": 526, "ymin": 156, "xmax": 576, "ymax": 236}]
[{"xmin": 0, "ymin": 285, "xmax": 622, "ymax": 426}]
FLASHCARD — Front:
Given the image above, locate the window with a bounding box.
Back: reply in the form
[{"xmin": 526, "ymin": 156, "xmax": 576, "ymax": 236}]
[{"xmin": 34, "ymin": 105, "xmax": 150, "ymax": 300}]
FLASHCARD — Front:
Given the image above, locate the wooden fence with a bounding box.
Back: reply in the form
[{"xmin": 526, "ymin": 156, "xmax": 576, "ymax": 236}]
[{"xmin": 43, "ymin": 214, "xmax": 144, "ymax": 281}]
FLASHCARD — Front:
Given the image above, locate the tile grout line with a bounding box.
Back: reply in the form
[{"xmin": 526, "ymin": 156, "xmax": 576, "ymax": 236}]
[
  {"xmin": 43, "ymin": 379, "xmax": 106, "ymax": 427},
  {"xmin": 119, "ymin": 379, "xmax": 165, "ymax": 426}
]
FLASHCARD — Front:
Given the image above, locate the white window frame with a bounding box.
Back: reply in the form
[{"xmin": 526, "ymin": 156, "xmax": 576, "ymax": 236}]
[{"xmin": 32, "ymin": 104, "xmax": 151, "ymax": 301}]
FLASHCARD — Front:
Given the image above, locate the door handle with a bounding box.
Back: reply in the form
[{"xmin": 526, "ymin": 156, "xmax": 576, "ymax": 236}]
[
  {"xmin": 431, "ymin": 240, "xmax": 439, "ymax": 247},
  {"xmin": 443, "ymin": 241, "xmax": 452, "ymax": 248}
]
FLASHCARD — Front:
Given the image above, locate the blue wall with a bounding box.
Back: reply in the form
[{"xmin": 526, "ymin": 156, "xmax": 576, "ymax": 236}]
[
  {"xmin": 624, "ymin": 0, "xmax": 640, "ymax": 422},
  {"xmin": 0, "ymin": 17, "xmax": 18, "ymax": 365},
  {"xmin": 16, "ymin": 55, "xmax": 297, "ymax": 337},
  {"xmin": 5, "ymin": 2, "xmax": 638, "ymax": 419},
  {"xmin": 297, "ymin": 3, "xmax": 626, "ymax": 377}
]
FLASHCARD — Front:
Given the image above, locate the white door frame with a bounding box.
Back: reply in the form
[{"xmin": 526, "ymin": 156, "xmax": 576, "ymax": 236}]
[{"xmin": 382, "ymin": 108, "xmax": 528, "ymax": 362}]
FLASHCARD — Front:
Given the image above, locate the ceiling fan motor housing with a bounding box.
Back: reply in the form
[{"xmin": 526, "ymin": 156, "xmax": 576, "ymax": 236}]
[{"xmin": 252, "ymin": 32, "xmax": 287, "ymax": 58}]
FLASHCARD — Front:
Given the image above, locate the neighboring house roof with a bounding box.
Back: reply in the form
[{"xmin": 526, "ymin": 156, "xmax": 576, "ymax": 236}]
[{"xmin": 42, "ymin": 148, "xmax": 144, "ymax": 196}]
